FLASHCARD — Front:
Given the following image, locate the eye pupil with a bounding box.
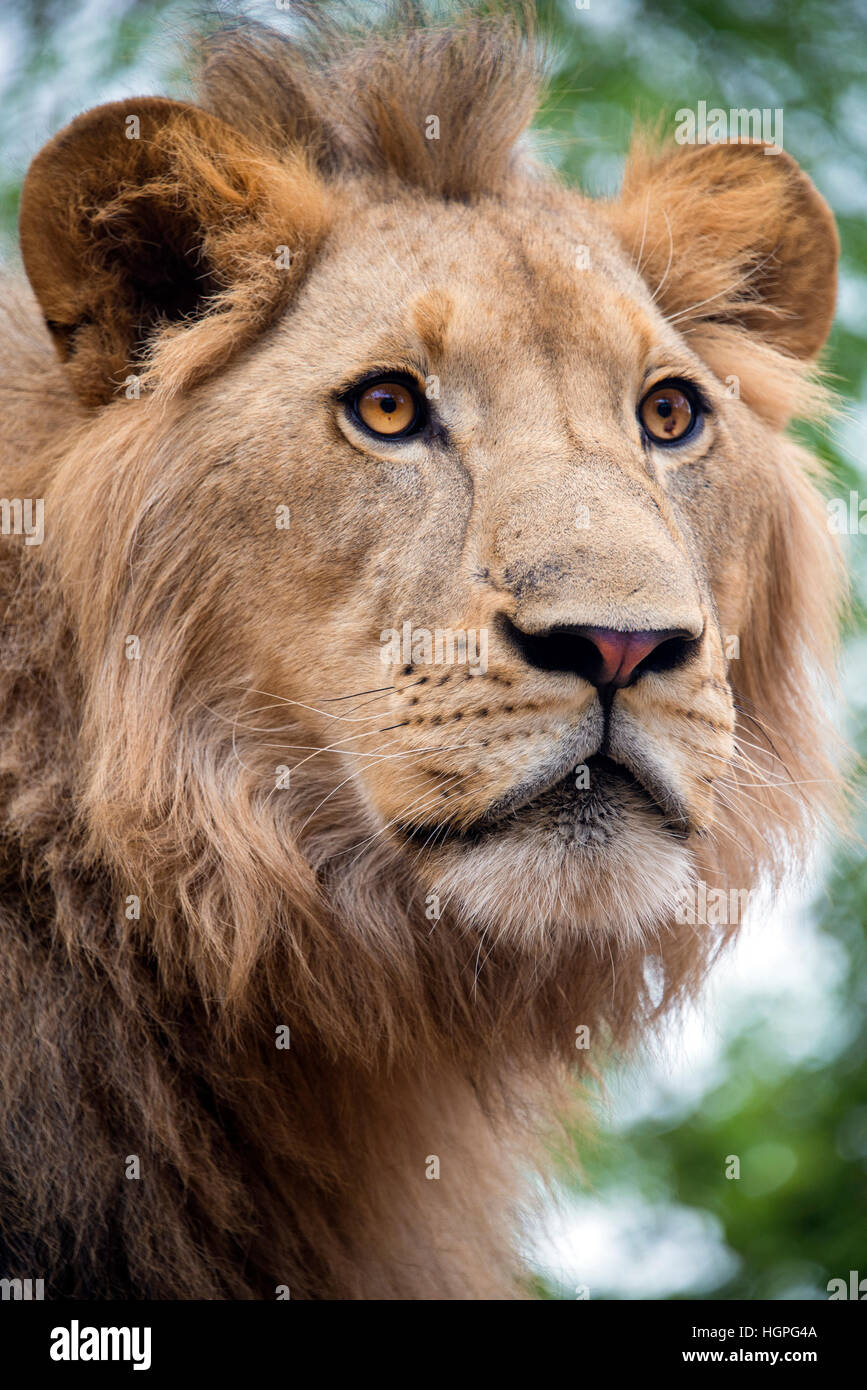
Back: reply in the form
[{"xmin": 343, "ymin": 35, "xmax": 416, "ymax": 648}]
[
  {"xmin": 381, "ymin": 397, "xmax": 397, "ymax": 414},
  {"xmin": 656, "ymin": 399, "xmax": 672, "ymax": 418}
]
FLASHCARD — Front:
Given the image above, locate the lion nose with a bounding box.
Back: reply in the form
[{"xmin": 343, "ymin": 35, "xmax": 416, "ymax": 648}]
[
  {"xmin": 575, "ymin": 626, "xmax": 687, "ymax": 688},
  {"xmin": 504, "ymin": 620, "xmax": 698, "ymax": 689}
]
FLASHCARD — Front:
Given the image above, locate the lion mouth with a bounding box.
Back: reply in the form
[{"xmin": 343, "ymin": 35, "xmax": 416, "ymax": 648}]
[{"xmin": 399, "ymin": 752, "xmax": 691, "ymax": 847}]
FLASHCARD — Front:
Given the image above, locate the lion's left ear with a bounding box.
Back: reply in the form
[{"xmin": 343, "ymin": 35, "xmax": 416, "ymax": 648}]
[
  {"xmin": 607, "ymin": 140, "xmax": 839, "ymax": 361},
  {"xmin": 19, "ymin": 97, "xmax": 330, "ymax": 405}
]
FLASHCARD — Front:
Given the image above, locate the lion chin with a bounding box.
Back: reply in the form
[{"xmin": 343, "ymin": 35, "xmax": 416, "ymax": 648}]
[{"xmin": 407, "ymin": 762, "xmax": 696, "ymax": 949}]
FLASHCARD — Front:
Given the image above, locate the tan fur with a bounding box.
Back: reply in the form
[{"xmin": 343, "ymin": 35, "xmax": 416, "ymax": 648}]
[{"xmin": 0, "ymin": 4, "xmax": 844, "ymax": 1299}]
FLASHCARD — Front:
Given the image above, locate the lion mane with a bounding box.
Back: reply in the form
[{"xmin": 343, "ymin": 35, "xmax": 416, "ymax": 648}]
[{"xmin": 0, "ymin": 4, "xmax": 844, "ymax": 1299}]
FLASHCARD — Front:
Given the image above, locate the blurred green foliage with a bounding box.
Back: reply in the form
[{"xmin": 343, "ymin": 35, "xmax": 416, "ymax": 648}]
[{"xmin": 0, "ymin": 0, "xmax": 864, "ymax": 1300}]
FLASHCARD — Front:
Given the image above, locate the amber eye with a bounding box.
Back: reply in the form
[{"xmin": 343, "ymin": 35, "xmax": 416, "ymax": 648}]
[
  {"xmin": 639, "ymin": 380, "xmax": 700, "ymax": 445},
  {"xmin": 352, "ymin": 378, "xmax": 423, "ymax": 437}
]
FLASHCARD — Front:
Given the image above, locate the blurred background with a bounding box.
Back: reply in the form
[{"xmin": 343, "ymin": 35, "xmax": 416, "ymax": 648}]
[{"xmin": 1, "ymin": 0, "xmax": 864, "ymax": 1300}]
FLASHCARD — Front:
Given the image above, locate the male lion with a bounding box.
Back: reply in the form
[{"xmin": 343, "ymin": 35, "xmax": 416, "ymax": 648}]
[{"xmin": 0, "ymin": 5, "xmax": 843, "ymax": 1299}]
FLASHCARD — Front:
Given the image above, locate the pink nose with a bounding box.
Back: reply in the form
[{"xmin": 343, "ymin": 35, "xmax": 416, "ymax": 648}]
[{"xmin": 576, "ymin": 626, "xmax": 686, "ymax": 688}]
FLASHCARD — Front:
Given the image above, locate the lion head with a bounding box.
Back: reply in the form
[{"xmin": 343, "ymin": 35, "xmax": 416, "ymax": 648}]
[{"xmin": 1, "ymin": 5, "xmax": 844, "ymax": 1298}]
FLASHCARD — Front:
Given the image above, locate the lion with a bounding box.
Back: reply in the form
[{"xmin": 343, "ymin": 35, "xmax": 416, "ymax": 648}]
[{"xmin": 0, "ymin": 5, "xmax": 844, "ymax": 1299}]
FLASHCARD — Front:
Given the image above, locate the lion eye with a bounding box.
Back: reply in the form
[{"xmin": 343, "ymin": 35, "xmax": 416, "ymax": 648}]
[
  {"xmin": 353, "ymin": 379, "xmax": 422, "ymax": 437},
  {"xmin": 639, "ymin": 381, "xmax": 699, "ymax": 445}
]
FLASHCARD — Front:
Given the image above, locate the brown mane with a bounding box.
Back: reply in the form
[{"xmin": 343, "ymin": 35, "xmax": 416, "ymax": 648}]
[
  {"xmin": 0, "ymin": 4, "xmax": 844, "ymax": 1299},
  {"xmin": 197, "ymin": 5, "xmax": 541, "ymax": 197}
]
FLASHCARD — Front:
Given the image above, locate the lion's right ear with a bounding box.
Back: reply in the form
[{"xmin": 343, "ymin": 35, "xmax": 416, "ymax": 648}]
[{"xmin": 19, "ymin": 97, "xmax": 330, "ymax": 405}]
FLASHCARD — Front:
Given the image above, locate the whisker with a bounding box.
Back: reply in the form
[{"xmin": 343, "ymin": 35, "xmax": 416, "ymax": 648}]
[
  {"xmin": 337, "ymin": 777, "xmax": 464, "ymax": 870},
  {"xmin": 633, "ymin": 190, "xmax": 652, "ymax": 279},
  {"xmin": 667, "ymin": 248, "xmax": 779, "ymax": 324},
  {"xmin": 245, "ymin": 686, "xmax": 394, "ymax": 725},
  {"xmin": 319, "ymin": 684, "xmax": 399, "ymax": 703},
  {"xmin": 649, "ymin": 206, "xmax": 673, "ymax": 303}
]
